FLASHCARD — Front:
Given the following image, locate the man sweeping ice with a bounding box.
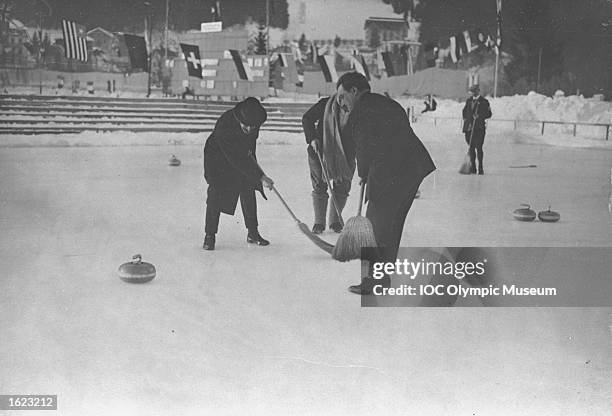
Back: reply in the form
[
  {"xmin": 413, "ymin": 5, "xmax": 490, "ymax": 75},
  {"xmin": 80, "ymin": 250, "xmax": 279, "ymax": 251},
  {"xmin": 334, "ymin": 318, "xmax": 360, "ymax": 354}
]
[
  {"xmin": 202, "ymin": 97, "xmax": 274, "ymax": 251},
  {"xmin": 302, "ymin": 94, "xmax": 355, "ymax": 234},
  {"xmin": 334, "ymin": 73, "xmax": 436, "ymax": 295}
]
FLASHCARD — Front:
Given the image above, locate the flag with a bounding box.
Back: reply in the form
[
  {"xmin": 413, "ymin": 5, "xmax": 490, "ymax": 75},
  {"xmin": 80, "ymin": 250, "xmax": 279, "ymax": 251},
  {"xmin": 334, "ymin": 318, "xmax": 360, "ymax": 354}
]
[
  {"xmin": 61, "ymin": 19, "xmax": 88, "ymax": 62},
  {"xmin": 456, "ymin": 32, "xmax": 468, "ymax": 56},
  {"xmin": 180, "ymin": 43, "xmax": 203, "ymax": 78},
  {"xmin": 309, "ymin": 42, "xmax": 316, "ymax": 63},
  {"xmin": 317, "ymin": 54, "xmax": 337, "ymax": 83},
  {"xmin": 424, "ymin": 42, "xmax": 438, "ymax": 68},
  {"xmin": 211, "ymin": 1, "xmax": 221, "ymax": 22},
  {"xmin": 229, "ymin": 49, "xmax": 253, "ymax": 81},
  {"xmin": 352, "ymin": 55, "xmax": 370, "ymax": 81},
  {"xmin": 449, "ymin": 36, "xmax": 458, "ymax": 63},
  {"xmin": 278, "ymin": 53, "xmax": 288, "ymax": 67},
  {"xmin": 123, "ymin": 34, "xmax": 148, "ymax": 71},
  {"xmin": 381, "ymin": 51, "xmax": 395, "ymax": 77}
]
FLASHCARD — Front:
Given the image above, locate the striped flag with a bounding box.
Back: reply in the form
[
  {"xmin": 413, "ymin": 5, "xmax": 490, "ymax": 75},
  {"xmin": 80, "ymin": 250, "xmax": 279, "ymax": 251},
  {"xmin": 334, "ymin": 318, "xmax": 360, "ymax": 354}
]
[
  {"xmin": 381, "ymin": 51, "xmax": 395, "ymax": 77},
  {"xmin": 317, "ymin": 54, "xmax": 337, "ymax": 83},
  {"xmin": 352, "ymin": 55, "xmax": 370, "ymax": 81},
  {"xmin": 62, "ymin": 19, "xmax": 88, "ymax": 62},
  {"xmin": 229, "ymin": 50, "xmax": 253, "ymax": 81}
]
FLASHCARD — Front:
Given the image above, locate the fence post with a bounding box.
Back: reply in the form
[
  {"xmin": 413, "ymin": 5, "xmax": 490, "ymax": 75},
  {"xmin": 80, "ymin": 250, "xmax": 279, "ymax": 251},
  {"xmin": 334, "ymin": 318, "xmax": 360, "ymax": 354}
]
[
  {"xmin": 573, "ymin": 124, "xmax": 577, "ymax": 136},
  {"xmin": 606, "ymin": 125, "xmax": 610, "ymax": 141},
  {"xmin": 514, "ymin": 120, "xmax": 517, "ymax": 130},
  {"xmin": 541, "ymin": 122, "xmax": 545, "ymax": 135}
]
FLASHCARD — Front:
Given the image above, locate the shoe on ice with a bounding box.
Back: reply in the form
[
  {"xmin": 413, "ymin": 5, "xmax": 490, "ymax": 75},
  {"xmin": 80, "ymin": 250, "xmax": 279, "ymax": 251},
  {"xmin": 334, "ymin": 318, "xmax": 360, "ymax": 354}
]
[
  {"xmin": 203, "ymin": 234, "xmax": 215, "ymax": 250},
  {"xmin": 312, "ymin": 223, "xmax": 325, "ymax": 234},
  {"xmin": 329, "ymin": 222, "xmax": 343, "ymax": 233},
  {"xmin": 348, "ymin": 277, "xmax": 390, "ymax": 295},
  {"xmin": 478, "ymin": 168, "xmax": 484, "ymax": 175},
  {"xmin": 247, "ymin": 230, "xmax": 270, "ymax": 246}
]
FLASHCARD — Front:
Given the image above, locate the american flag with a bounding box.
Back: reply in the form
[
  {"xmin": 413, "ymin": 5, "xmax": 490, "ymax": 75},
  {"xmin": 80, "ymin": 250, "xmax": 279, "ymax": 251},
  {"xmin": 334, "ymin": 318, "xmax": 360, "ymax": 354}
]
[{"xmin": 62, "ymin": 19, "xmax": 88, "ymax": 62}]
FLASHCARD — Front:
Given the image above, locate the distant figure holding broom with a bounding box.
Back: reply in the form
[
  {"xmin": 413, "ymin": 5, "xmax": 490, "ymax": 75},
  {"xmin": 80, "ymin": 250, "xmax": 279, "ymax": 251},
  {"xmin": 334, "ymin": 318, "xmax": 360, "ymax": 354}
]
[
  {"xmin": 462, "ymin": 85, "xmax": 492, "ymax": 175},
  {"xmin": 332, "ymin": 72, "xmax": 436, "ymax": 295}
]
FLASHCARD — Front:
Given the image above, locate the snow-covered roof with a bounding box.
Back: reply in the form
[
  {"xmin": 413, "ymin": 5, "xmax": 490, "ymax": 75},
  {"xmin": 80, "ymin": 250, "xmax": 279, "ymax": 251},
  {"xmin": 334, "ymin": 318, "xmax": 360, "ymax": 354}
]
[
  {"xmin": 87, "ymin": 27, "xmax": 115, "ymax": 38},
  {"xmin": 9, "ymin": 19, "xmax": 26, "ymax": 30}
]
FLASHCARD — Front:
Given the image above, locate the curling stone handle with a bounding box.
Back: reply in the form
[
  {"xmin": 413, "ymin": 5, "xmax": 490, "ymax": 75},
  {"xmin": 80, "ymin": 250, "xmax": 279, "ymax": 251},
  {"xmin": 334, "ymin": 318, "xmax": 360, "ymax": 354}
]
[
  {"xmin": 520, "ymin": 204, "xmax": 531, "ymax": 209},
  {"xmin": 132, "ymin": 254, "xmax": 142, "ymax": 264}
]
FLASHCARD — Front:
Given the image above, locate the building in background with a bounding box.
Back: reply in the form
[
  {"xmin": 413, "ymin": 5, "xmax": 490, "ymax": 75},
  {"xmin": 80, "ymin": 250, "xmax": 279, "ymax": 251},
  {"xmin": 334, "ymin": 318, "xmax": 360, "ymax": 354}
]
[{"xmin": 0, "ymin": 19, "xmax": 33, "ymax": 68}]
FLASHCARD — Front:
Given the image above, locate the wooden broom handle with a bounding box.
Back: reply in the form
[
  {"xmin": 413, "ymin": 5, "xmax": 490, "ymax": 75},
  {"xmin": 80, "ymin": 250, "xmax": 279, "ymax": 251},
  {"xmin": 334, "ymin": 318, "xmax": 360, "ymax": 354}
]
[
  {"xmin": 271, "ymin": 186, "xmax": 300, "ymax": 224},
  {"xmin": 357, "ymin": 181, "xmax": 366, "ymax": 216}
]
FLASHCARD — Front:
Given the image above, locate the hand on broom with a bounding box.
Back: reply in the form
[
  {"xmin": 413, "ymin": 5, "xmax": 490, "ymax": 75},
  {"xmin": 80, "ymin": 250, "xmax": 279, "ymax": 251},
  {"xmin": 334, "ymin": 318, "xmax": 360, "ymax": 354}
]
[
  {"xmin": 309, "ymin": 140, "xmax": 321, "ymax": 153},
  {"xmin": 261, "ymin": 175, "xmax": 274, "ymax": 190}
]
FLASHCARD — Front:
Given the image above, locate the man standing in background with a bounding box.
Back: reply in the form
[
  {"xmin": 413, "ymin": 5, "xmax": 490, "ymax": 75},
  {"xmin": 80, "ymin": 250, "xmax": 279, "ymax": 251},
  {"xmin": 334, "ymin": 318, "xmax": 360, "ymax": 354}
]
[{"xmin": 462, "ymin": 85, "xmax": 492, "ymax": 175}]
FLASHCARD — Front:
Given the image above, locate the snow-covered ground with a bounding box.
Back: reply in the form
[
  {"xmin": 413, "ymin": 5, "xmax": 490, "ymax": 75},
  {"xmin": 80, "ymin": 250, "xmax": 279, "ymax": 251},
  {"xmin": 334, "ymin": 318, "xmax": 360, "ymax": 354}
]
[{"xmin": 1, "ymin": 114, "xmax": 611, "ymax": 415}]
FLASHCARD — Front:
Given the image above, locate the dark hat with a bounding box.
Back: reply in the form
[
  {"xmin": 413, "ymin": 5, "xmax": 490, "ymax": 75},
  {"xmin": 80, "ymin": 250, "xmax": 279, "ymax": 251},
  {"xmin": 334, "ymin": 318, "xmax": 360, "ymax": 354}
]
[
  {"xmin": 469, "ymin": 84, "xmax": 480, "ymax": 93},
  {"xmin": 234, "ymin": 97, "xmax": 267, "ymax": 127}
]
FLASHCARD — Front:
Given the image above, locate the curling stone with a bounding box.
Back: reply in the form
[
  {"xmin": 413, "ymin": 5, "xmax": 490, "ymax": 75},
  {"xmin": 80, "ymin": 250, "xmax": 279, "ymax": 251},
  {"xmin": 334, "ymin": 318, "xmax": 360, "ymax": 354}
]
[
  {"xmin": 538, "ymin": 206, "xmax": 560, "ymax": 222},
  {"xmin": 118, "ymin": 254, "xmax": 156, "ymax": 283},
  {"xmin": 169, "ymin": 155, "xmax": 181, "ymax": 166},
  {"xmin": 513, "ymin": 204, "xmax": 537, "ymax": 222}
]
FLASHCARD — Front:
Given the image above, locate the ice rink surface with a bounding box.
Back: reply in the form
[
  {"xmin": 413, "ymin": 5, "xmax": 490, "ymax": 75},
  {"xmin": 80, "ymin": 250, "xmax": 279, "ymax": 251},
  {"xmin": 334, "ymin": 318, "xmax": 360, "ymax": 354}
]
[{"xmin": 1, "ymin": 122, "xmax": 611, "ymax": 415}]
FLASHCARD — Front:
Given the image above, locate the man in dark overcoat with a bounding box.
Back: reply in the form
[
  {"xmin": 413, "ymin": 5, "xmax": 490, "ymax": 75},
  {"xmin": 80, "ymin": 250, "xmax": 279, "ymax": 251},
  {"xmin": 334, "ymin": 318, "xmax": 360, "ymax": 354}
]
[
  {"xmin": 203, "ymin": 97, "xmax": 274, "ymax": 250},
  {"xmin": 462, "ymin": 84, "xmax": 492, "ymax": 174},
  {"xmin": 335, "ymin": 72, "xmax": 436, "ymax": 295}
]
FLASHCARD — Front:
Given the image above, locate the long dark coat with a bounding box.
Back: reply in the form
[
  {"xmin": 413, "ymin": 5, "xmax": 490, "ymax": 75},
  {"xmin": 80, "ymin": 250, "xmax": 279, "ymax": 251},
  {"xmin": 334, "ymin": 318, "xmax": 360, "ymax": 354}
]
[
  {"xmin": 203, "ymin": 108, "xmax": 265, "ymax": 215},
  {"xmin": 462, "ymin": 96, "xmax": 492, "ymax": 132},
  {"xmin": 348, "ymin": 92, "xmax": 436, "ymax": 202}
]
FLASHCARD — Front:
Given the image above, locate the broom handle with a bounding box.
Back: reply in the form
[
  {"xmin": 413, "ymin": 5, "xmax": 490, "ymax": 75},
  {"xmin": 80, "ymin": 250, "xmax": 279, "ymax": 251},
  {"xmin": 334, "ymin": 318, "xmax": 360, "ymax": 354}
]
[
  {"xmin": 357, "ymin": 181, "xmax": 366, "ymax": 216},
  {"xmin": 271, "ymin": 186, "xmax": 300, "ymax": 224},
  {"xmin": 467, "ymin": 100, "xmax": 480, "ymax": 148},
  {"xmin": 248, "ymin": 154, "xmax": 301, "ymax": 224},
  {"xmin": 316, "ymin": 150, "xmax": 343, "ymax": 223}
]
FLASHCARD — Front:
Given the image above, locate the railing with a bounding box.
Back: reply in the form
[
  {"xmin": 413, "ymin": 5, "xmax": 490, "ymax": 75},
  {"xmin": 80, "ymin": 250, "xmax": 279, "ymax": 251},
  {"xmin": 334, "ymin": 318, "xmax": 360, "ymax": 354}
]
[{"xmin": 422, "ymin": 115, "xmax": 611, "ymax": 141}]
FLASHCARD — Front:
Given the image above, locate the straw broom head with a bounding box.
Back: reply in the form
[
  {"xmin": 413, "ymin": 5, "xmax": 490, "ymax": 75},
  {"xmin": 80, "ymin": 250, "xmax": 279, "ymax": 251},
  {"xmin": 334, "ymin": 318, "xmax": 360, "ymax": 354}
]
[{"xmin": 331, "ymin": 182, "xmax": 377, "ymax": 262}]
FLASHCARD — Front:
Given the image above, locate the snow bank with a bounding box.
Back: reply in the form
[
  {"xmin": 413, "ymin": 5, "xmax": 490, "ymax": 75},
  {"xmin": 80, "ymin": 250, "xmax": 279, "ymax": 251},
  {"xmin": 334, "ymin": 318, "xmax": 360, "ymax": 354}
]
[{"xmin": 398, "ymin": 92, "xmax": 612, "ymax": 125}]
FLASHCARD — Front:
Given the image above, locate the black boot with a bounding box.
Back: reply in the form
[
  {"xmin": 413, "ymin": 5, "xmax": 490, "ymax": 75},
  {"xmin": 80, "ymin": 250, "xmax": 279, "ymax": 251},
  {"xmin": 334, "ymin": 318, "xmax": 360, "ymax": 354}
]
[
  {"xmin": 348, "ymin": 277, "xmax": 391, "ymax": 295},
  {"xmin": 203, "ymin": 234, "xmax": 215, "ymax": 250},
  {"xmin": 312, "ymin": 223, "xmax": 325, "ymax": 234},
  {"xmin": 247, "ymin": 229, "xmax": 270, "ymax": 246}
]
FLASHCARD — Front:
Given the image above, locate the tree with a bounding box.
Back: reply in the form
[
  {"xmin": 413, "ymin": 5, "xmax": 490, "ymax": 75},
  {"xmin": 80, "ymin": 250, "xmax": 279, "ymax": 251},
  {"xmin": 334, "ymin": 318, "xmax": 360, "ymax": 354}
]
[
  {"xmin": 255, "ymin": 23, "xmax": 267, "ymax": 55},
  {"xmin": 503, "ymin": 0, "xmax": 564, "ymax": 95},
  {"xmin": 333, "ymin": 35, "xmax": 341, "ymax": 48},
  {"xmin": 298, "ymin": 33, "xmax": 308, "ymax": 54},
  {"xmin": 381, "ymin": 0, "xmax": 427, "ymax": 21}
]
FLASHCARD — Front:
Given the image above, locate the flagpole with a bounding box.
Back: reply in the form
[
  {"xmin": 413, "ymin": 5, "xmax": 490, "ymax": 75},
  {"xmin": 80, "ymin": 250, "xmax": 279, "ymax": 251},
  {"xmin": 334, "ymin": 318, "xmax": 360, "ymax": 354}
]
[
  {"xmin": 144, "ymin": 1, "xmax": 153, "ymax": 97},
  {"xmin": 493, "ymin": 0, "xmax": 502, "ymax": 98},
  {"xmin": 164, "ymin": 0, "xmax": 169, "ymax": 62},
  {"xmin": 493, "ymin": 49, "xmax": 499, "ymax": 98}
]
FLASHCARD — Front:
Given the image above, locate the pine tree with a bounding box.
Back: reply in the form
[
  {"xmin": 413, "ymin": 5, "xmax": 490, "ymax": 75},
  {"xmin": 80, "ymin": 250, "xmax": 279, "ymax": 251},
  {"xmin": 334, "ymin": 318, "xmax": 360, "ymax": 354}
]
[
  {"xmin": 255, "ymin": 23, "xmax": 267, "ymax": 55},
  {"xmin": 298, "ymin": 33, "xmax": 308, "ymax": 54}
]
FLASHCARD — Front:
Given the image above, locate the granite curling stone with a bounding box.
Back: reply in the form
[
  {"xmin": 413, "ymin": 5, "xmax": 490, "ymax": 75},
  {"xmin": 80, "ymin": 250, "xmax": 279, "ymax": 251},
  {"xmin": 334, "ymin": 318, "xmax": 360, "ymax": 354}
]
[
  {"xmin": 513, "ymin": 204, "xmax": 537, "ymax": 222},
  {"xmin": 538, "ymin": 206, "xmax": 560, "ymax": 222},
  {"xmin": 118, "ymin": 254, "xmax": 156, "ymax": 283},
  {"xmin": 169, "ymin": 155, "xmax": 181, "ymax": 166}
]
